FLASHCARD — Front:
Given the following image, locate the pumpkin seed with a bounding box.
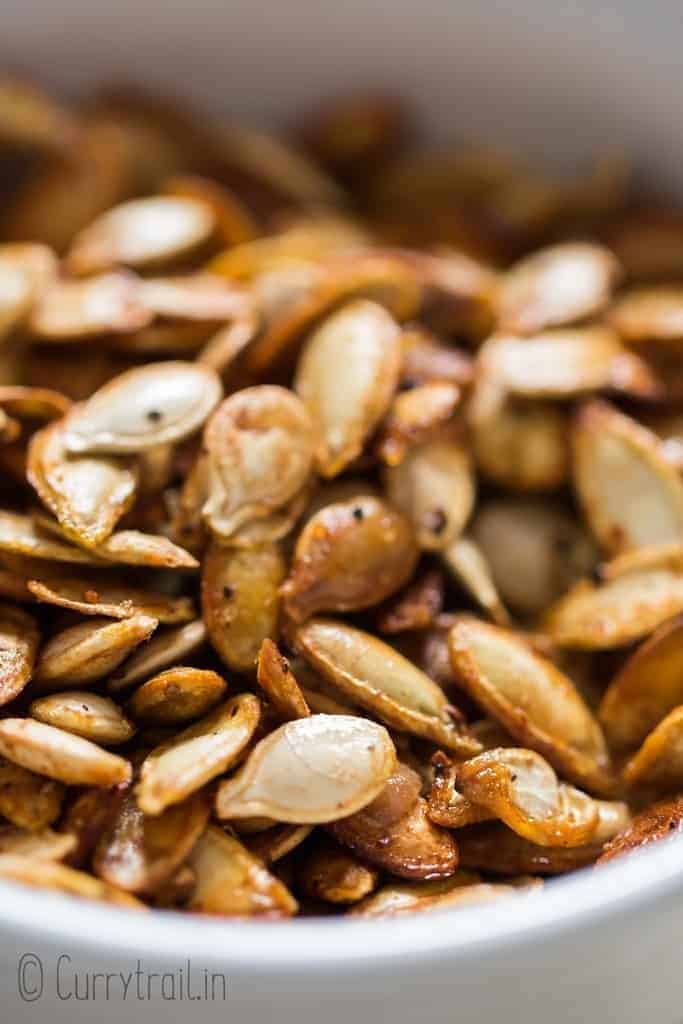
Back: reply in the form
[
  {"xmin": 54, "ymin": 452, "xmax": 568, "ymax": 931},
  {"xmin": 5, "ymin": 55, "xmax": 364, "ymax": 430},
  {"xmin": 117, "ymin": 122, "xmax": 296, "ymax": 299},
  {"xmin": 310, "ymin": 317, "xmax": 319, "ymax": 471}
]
[
  {"xmin": 35, "ymin": 615, "xmax": 158, "ymax": 689},
  {"xmin": 0, "ymin": 384, "xmax": 70, "ymax": 422},
  {"xmin": 0, "ymin": 510, "xmax": 106, "ymax": 565},
  {"xmin": 383, "ymin": 433, "xmax": 475, "ymax": 550},
  {"xmin": 202, "ymin": 540, "xmax": 284, "ymax": 672},
  {"xmin": 27, "ymin": 576, "xmax": 193, "ymax": 623},
  {"xmin": 256, "ymin": 639, "xmax": 310, "ymax": 722},
  {"xmin": 294, "ymin": 299, "xmax": 402, "ymax": 477},
  {"xmin": 597, "ymin": 795, "xmax": 683, "ymax": 864},
  {"xmin": 0, "ymin": 854, "xmax": 144, "ymax": 908},
  {"xmin": 297, "ymin": 836, "xmax": 379, "ymax": 904},
  {"xmin": 139, "ymin": 274, "xmax": 250, "ymax": 322},
  {"xmin": 215, "ymin": 714, "xmax": 396, "ymax": 824},
  {"xmin": 282, "ymin": 496, "xmax": 418, "ymax": 622},
  {"xmin": 136, "ymin": 694, "xmax": 261, "ymax": 815},
  {"xmin": 458, "ymin": 822, "xmax": 605, "ymax": 875},
  {"xmin": 441, "ymin": 537, "xmax": 510, "ymax": 626},
  {"xmin": 375, "ymin": 568, "xmax": 445, "ymax": 634},
  {"xmin": 0, "ymin": 756, "xmax": 64, "ymax": 831},
  {"xmin": 30, "ymin": 272, "xmax": 152, "ymax": 340},
  {"xmin": 0, "ymin": 604, "xmax": 39, "ymax": 706},
  {"xmin": 296, "ymin": 618, "xmax": 480, "ymax": 755},
  {"xmin": 0, "ymin": 719, "xmax": 131, "ymax": 786},
  {"xmin": 448, "ymin": 618, "xmax": 611, "ymax": 793},
  {"xmin": 107, "ymin": 619, "xmax": 207, "ymax": 692},
  {"xmin": 30, "ymin": 692, "xmax": 136, "ymax": 746},
  {"xmin": 350, "ymin": 880, "xmax": 517, "ymax": 918},
  {"xmin": 63, "ymin": 361, "xmax": 222, "ymax": 454},
  {"xmin": 471, "ymin": 396, "xmax": 569, "ymax": 492},
  {"xmin": 498, "ymin": 242, "xmax": 619, "ymax": 334},
  {"xmin": 66, "ymin": 196, "xmax": 216, "ymax": 275},
  {"xmin": 427, "ymin": 752, "xmax": 495, "ymax": 828},
  {"xmin": 0, "ymin": 826, "xmax": 75, "ymax": 862},
  {"xmin": 201, "ymin": 386, "xmax": 315, "ymax": 542},
  {"xmin": 186, "ymin": 825, "xmax": 297, "ymax": 918},
  {"xmin": 609, "ymin": 286, "xmax": 683, "ymax": 347},
  {"xmin": 376, "ymin": 381, "xmax": 461, "ymax": 465},
  {"xmin": 247, "ymin": 824, "xmax": 314, "ymax": 864},
  {"xmin": 622, "ymin": 707, "xmax": 683, "ymax": 788},
  {"xmin": 127, "ymin": 667, "xmax": 227, "ymax": 725}
]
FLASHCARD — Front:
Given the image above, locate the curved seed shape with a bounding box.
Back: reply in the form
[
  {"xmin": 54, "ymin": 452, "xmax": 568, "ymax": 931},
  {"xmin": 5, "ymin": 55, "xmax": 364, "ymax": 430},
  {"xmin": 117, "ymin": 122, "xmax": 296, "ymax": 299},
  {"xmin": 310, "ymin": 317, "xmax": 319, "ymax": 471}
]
[
  {"xmin": 0, "ymin": 826, "xmax": 75, "ymax": 862},
  {"xmin": 187, "ymin": 825, "xmax": 297, "ymax": 918},
  {"xmin": 442, "ymin": 537, "xmax": 510, "ymax": 626},
  {"xmin": 448, "ymin": 618, "xmax": 611, "ymax": 793},
  {"xmin": 456, "ymin": 748, "xmax": 599, "ymax": 847},
  {"xmin": 282, "ymin": 496, "xmax": 418, "ymax": 622},
  {"xmin": 0, "ymin": 510, "xmax": 105, "ymax": 565},
  {"xmin": 0, "ymin": 756, "xmax": 64, "ymax": 831},
  {"xmin": 66, "ymin": 196, "xmax": 216, "ymax": 275},
  {"xmin": 201, "ymin": 541, "xmax": 285, "ymax": 672},
  {"xmin": 28, "ymin": 415, "xmax": 138, "ymax": 547},
  {"xmin": 599, "ymin": 616, "xmax": 683, "ymax": 750},
  {"xmin": 597, "ymin": 795, "xmax": 683, "ymax": 864},
  {"xmin": 478, "ymin": 326, "xmax": 658, "ymax": 399},
  {"xmin": 244, "ymin": 253, "xmax": 420, "ymax": 376},
  {"xmin": 28, "ymin": 576, "xmax": 193, "ymax": 624},
  {"xmin": 572, "ymin": 401, "xmax": 683, "ymax": 555},
  {"xmin": 63, "ymin": 361, "xmax": 222, "ymax": 454},
  {"xmin": 139, "ymin": 274, "xmax": 250, "ymax": 322},
  {"xmin": 202, "ymin": 386, "xmax": 315, "ymax": 541},
  {"xmin": 30, "ymin": 272, "xmax": 152, "ymax": 340},
  {"xmin": 0, "ymin": 604, "xmax": 39, "ymax": 707},
  {"xmin": 375, "ymin": 568, "xmax": 444, "ymax": 634},
  {"xmin": 0, "ymin": 855, "xmax": 144, "ymax": 908},
  {"xmin": 34, "ymin": 615, "xmax": 158, "ymax": 689},
  {"xmin": 472, "ymin": 499, "xmax": 597, "ymax": 616},
  {"xmin": 0, "ymin": 384, "xmax": 70, "ymax": 422},
  {"xmin": 609, "ymin": 286, "xmax": 683, "ymax": 348},
  {"xmin": 215, "ymin": 714, "xmax": 396, "ymax": 824},
  {"xmin": 90, "ymin": 530, "xmax": 198, "ymax": 569},
  {"xmin": 107, "ymin": 619, "xmax": 206, "ymax": 693},
  {"xmin": 328, "ymin": 779, "xmax": 458, "ymax": 879},
  {"xmin": 498, "ymin": 242, "xmax": 619, "ymax": 334},
  {"xmin": 545, "ymin": 564, "xmax": 683, "ymax": 650},
  {"xmin": 400, "ymin": 330, "xmax": 474, "ymax": 388},
  {"xmin": 127, "ymin": 667, "xmax": 227, "ymax": 725},
  {"xmin": 30, "ymin": 692, "xmax": 136, "ymax": 746},
  {"xmin": 427, "ymin": 753, "xmax": 495, "ymax": 828},
  {"xmin": 298, "ymin": 837, "xmax": 379, "ymax": 904},
  {"xmin": 296, "ymin": 619, "xmax": 480, "ymax": 755},
  {"xmin": 60, "ymin": 787, "xmax": 122, "ymax": 868},
  {"xmin": 165, "ymin": 174, "xmax": 259, "ymax": 247},
  {"xmin": 136, "ymin": 694, "xmax": 261, "ymax": 815},
  {"xmin": 94, "ymin": 788, "xmax": 210, "ymax": 894},
  {"xmin": 351, "ymin": 880, "xmax": 516, "ymax": 918},
  {"xmin": 256, "ymin": 639, "xmax": 310, "ymax": 722},
  {"xmin": 247, "ymin": 824, "xmax": 313, "ymax": 864},
  {"xmin": 376, "ymin": 381, "xmax": 461, "ymax": 466},
  {"xmin": 471, "ymin": 397, "xmax": 569, "ymax": 492},
  {"xmin": 458, "ymin": 822, "xmax": 604, "ymax": 875},
  {"xmin": 622, "ymin": 707, "xmax": 683, "ymax": 788},
  {"xmin": 295, "ymin": 299, "xmax": 402, "ymax": 477},
  {"xmin": 383, "ymin": 433, "xmax": 475, "ymax": 549},
  {"xmin": 0, "ymin": 719, "xmax": 131, "ymax": 786}
]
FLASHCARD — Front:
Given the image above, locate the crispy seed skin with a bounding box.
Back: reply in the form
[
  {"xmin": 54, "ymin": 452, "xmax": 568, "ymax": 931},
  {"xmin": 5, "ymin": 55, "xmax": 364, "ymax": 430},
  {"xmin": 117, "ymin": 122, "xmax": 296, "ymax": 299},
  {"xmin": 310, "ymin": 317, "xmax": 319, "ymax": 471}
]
[
  {"xmin": 350, "ymin": 879, "xmax": 516, "ymax": 918},
  {"xmin": 0, "ymin": 719, "xmax": 131, "ymax": 786},
  {"xmin": 597, "ymin": 795, "xmax": 683, "ymax": 864},
  {"xmin": 0, "ymin": 855, "xmax": 145, "ymax": 908},
  {"xmin": 622, "ymin": 707, "xmax": 683, "ymax": 788},
  {"xmin": 0, "ymin": 825, "xmax": 75, "ymax": 862},
  {"xmin": 215, "ymin": 714, "xmax": 397, "ymax": 824},
  {"xmin": 30, "ymin": 692, "xmax": 136, "ymax": 746},
  {"xmin": 298, "ymin": 837, "xmax": 379, "ymax": 904},
  {"xmin": 282, "ymin": 495, "xmax": 418, "ymax": 622},
  {"xmin": 27, "ymin": 577, "xmax": 193, "ymax": 623},
  {"xmin": 295, "ymin": 299, "xmax": 402, "ymax": 477},
  {"xmin": 256, "ymin": 639, "xmax": 310, "ymax": 722},
  {"xmin": 108, "ymin": 619, "xmax": 207, "ymax": 692},
  {"xmin": 29, "ymin": 272, "xmax": 152, "ymax": 340},
  {"xmin": 34, "ymin": 615, "xmax": 158, "ymax": 689},
  {"xmin": 127, "ymin": 667, "xmax": 227, "ymax": 725},
  {"xmin": 0, "ymin": 756, "xmax": 64, "ymax": 831},
  {"xmin": 0, "ymin": 604, "xmax": 38, "ymax": 706},
  {"xmin": 63, "ymin": 361, "xmax": 222, "ymax": 454},
  {"xmin": 0, "ymin": 510, "xmax": 106, "ymax": 565},
  {"xmin": 458, "ymin": 822, "xmax": 604, "ymax": 875}
]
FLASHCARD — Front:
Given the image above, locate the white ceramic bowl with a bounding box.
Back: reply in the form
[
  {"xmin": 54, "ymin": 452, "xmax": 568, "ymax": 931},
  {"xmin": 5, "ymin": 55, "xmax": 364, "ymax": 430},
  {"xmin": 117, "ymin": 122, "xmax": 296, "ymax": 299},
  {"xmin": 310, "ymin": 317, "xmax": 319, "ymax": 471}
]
[{"xmin": 3, "ymin": 3, "xmax": 683, "ymax": 1021}]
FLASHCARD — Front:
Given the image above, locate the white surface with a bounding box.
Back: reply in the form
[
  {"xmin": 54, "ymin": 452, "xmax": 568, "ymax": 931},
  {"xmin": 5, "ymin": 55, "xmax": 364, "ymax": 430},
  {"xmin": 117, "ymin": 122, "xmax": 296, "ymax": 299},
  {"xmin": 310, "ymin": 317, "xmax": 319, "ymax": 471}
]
[{"xmin": 3, "ymin": 3, "xmax": 683, "ymax": 1021}]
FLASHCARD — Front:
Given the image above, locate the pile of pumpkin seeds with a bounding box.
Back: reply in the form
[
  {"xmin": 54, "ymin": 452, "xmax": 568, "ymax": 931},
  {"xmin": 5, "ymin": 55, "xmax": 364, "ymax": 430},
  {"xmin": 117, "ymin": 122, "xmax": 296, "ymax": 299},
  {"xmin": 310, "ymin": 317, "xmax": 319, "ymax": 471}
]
[{"xmin": 0, "ymin": 77, "xmax": 683, "ymax": 919}]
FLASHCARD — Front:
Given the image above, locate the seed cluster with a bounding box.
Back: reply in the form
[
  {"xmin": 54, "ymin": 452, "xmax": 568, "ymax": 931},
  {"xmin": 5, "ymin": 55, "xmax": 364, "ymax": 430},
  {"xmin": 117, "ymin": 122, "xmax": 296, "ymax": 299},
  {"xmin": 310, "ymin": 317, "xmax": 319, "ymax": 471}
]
[{"xmin": 0, "ymin": 78, "xmax": 682, "ymax": 918}]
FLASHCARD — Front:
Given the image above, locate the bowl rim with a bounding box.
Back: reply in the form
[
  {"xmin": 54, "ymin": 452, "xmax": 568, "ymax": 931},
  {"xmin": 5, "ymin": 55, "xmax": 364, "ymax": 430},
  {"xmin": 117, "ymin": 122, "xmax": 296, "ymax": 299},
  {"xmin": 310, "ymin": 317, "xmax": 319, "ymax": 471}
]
[{"xmin": 2, "ymin": 829, "xmax": 683, "ymax": 972}]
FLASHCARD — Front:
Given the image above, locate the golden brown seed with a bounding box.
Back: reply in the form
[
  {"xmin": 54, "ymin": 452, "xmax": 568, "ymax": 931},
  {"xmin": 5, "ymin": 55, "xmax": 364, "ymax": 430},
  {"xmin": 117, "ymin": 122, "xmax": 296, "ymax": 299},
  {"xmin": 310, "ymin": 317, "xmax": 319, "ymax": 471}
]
[
  {"xmin": 383, "ymin": 433, "xmax": 475, "ymax": 549},
  {"xmin": 350, "ymin": 880, "xmax": 517, "ymax": 918},
  {"xmin": 0, "ymin": 719, "xmax": 131, "ymax": 786},
  {"xmin": 127, "ymin": 667, "xmax": 227, "ymax": 725},
  {"xmin": 281, "ymin": 495, "xmax": 418, "ymax": 622},
  {"xmin": 201, "ymin": 540, "xmax": 285, "ymax": 672},
  {"xmin": 622, "ymin": 707, "xmax": 683, "ymax": 789},
  {"xmin": 215, "ymin": 714, "xmax": 397, "ymax": 824},
  {"xmin": 441, "ymin": 537, "xmax": 510, "ymax": 626},
  {"xmin": 30, "ymin": 692, "xmax": 136, "ymax": 746},
  {"xmin": 295, "ymin": 299, "xmax": 402, "ymax": 477},
  {"xmin": 0, "ymin": 826, "xmax": 75, "ymax": 862},
  {"xmin": 93, "ymin": 787, "xmax": 210, "ymax": 894},
  {"xmin": 0, "ymin": 510, "xmax": 105, "ymax": 565},
  {"xmin": 609, "ymin": 286, "xmax": 683, "ymax": 347},
  {"xmin": 29, "ymin": 272, "xmax": 152, "ymax": 340},
  {"xmin": 107, "ymin": 619, "xmax": 207, "ymax": 692},
  {"xmin": 63, "ymin": 361, "xmax": 222, "ymax": 455},
  {"xmin": 448, "ymin": 618, "xmax": 611, "ymax": 793},
  {"xmin": 375, "ymin": 568, "xmax": 445, "ymax": 634},
  {"xmin": 0, "ymin": 855, "xmax": 144, "ymax": 908},
  {"xmin": 27, "ymin": 577, "xmax": 194, "ymax": 624},
  {"xmin": 0, "ymin": 384, "xmax": 70, "ymax": 422},
  {"xmin": 0, "ymin": 757, "xmax": 64, "ymax": 831},
  {"xmin": 136, "ymin": 694, "xmax": 261, "ymax": 815},
  {"xmin": 28, "ymin": 414, "xmax": 139, "ymax": 547},
  {"xmin": 458, "ymin": 822, "xmax": 606, "ymax": 875},
  {"xmin": 201, "ymin": 386, "xmax": 315, "ymax": 542},
  {"xmin": 427, "ymin": 752, "xmax": 494, "ymax": 829},
  {"xmin": 65, "ymin": 196, "xmax": 216, "ymax": 275},
  {"xmin": 247, "ymin": 824, "xmax": 314, "ymax": 864},
  {"xmin": 572, "ymin": 401, "xmax": 683, "ymax": 555},
  {"xmin": 0, "ymin": 604, "xmax": 39, "ymax": 707},
  {"xmin": 34, "ymin": 615, "xmax": 158, "ymax": 689},
  {"xmin": 471, "ymin": 397, "xmax": 569, "ymax": 493},
  {"xmin": 187, "ymin": 825, "xmax": 297, "ymax": 918},
  {"xmin": 597, "ymin": 795, "xmax": 683, "ymax": 864},
  {"xmin": 256, "ymin": 639, "xmax": 310, "ymax": 722},
  {"xmin": 296, "ymin": 618, "xmax": 480, "ymax": 756},
  {"xmin": 298, "ymin": 837, "xmax": 379, "ymax": 904},
  {"xmin": 376, "ymin": 381, "xmax": 461, "ymax": 465}
]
